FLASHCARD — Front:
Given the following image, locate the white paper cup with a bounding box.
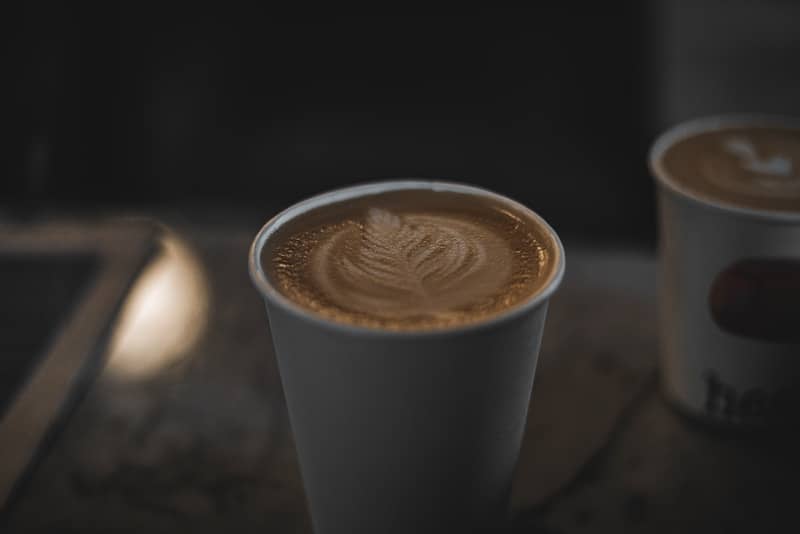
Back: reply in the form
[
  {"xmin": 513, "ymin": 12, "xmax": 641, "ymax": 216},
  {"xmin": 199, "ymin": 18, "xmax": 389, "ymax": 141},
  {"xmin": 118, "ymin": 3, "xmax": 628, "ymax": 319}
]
[
  {"xmin": 650, "ymin": 116, "xmax": 800, "ymax": 428},
  {"xmin": 249, "ymin": 180, "xmax": 564, "ymax": 533}
]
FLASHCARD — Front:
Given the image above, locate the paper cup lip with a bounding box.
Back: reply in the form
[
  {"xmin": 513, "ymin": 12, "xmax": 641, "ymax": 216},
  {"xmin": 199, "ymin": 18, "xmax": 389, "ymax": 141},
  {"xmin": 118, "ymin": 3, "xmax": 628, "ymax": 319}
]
[
  {"xmin": 249, "ymin": 179, "xmax": 565, "ymax": 338},
  {"xmin": 649, "ymin": 114, "xmax": 800, "ymax": 223}
]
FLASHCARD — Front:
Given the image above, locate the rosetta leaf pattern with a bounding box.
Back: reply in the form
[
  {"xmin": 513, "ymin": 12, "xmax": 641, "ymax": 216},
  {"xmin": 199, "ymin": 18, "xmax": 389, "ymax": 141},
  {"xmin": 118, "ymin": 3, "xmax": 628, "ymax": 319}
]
[{"xmin": 338, "ymin": 208, "xmax": 487, "ymax": 302}]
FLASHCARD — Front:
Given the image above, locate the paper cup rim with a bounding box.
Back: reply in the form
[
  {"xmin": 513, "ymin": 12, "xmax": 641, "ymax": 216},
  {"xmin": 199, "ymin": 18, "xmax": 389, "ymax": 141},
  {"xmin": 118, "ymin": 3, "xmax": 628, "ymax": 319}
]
[
  {"xmin": 649, "ymin": 114, "xmax": 800, "ymax": 223},
  {"xmin": 249, "ymin": 179, "xmax": 565, "ymax": 338}
]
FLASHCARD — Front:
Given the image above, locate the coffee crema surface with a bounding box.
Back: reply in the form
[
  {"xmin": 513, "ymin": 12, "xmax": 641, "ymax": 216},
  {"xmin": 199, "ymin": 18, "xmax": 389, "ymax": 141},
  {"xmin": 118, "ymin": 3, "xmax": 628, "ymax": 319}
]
[
  {"xmin": 265, "ymin": 189, "xmax": 558, "ymax": 330},
  {"xmin": 659, "ymin": 123, "xmax": 800, "ymax": 212}
]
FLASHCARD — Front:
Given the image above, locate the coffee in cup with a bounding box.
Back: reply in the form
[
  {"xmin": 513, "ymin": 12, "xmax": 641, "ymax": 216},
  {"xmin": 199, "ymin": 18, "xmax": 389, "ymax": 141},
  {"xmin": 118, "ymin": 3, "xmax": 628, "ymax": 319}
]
[{"xmin": 263, "ymin": 188, "xmax": 559, "ymax": 331}]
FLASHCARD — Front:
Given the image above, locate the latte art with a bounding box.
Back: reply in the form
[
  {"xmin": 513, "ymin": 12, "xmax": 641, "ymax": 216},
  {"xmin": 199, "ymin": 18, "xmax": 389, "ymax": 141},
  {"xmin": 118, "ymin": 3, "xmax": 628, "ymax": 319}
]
[
  {"xmin": 266, "ymin": 189, "xmax": 556, "ymax": 330},
  {"xmin": 659, "ymin": 123, "xmax": 800, "ymax": 212},
  {"xmin": 703, "ymin": 136, "xmax": 800, "ymax": 198},
  {"xmin": 312, "ymin": 209, "xmax": 511, "ymax": 318}
]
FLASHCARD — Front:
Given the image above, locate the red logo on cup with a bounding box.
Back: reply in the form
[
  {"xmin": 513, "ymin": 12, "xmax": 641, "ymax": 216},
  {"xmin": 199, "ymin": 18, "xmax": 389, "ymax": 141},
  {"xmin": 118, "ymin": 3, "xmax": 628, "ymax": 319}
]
[{"xmin": 709, "ymin": 258, "xmax": 800, "ymax": 343}]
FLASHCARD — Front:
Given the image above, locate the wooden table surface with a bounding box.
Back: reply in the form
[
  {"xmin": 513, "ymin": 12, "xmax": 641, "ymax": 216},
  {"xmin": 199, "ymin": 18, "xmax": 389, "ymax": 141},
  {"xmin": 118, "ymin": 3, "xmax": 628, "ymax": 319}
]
[{"xmin": 3, "ymin": 219, "xmax": 797, "ymax": 533}]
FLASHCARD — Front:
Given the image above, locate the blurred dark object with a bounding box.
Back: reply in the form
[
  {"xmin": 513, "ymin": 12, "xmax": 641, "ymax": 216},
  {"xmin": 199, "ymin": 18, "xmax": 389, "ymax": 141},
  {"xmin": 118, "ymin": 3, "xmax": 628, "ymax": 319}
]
[
  {"xmin": 0, "ymin": 222, "xmax": 156, "ymax": 512},
  {"xmin": 0, "ymin": 255, "xmax": 96, "ymax": 415},
  {"xmin": 709, "ymin": 258, "xmax": 800, "ymax": 344}
]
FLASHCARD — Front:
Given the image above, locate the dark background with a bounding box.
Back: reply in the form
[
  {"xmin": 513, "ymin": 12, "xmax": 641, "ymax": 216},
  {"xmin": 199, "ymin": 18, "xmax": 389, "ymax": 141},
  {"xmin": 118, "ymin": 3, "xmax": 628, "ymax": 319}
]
[{"xmin": 4, "ymin": 2, "xmax": 800, "ymax": 243}]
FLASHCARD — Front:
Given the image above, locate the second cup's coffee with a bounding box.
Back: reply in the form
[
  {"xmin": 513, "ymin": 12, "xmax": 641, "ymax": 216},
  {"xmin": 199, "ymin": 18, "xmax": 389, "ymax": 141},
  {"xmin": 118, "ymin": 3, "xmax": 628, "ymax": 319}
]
[
  {"xmin": 264, "ymin": 188, "xmax": 560, "ymax": 330},
  {"xmin": 660, "ymin": 123, "xmax": 800, "ymax": 212}
]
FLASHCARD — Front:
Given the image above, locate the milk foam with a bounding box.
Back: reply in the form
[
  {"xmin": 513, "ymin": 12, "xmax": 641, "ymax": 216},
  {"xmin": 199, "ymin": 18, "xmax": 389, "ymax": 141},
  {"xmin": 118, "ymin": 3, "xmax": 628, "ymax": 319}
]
[{"xmin": 311, "ymin": 208, "xmax": 512, "ymax": 319}]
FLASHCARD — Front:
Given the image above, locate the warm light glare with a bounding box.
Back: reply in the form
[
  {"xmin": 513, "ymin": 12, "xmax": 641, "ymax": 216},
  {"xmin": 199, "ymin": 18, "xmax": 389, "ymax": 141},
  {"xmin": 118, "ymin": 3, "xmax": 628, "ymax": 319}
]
[{"xmin": 106, "ymin": 232, "xmax": 210, "ymax": 379}]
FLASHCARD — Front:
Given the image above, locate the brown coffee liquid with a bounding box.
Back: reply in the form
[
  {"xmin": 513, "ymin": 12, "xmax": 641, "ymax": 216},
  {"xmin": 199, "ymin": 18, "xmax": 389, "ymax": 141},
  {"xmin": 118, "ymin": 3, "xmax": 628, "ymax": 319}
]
[
  {"xmin": 264, "ymin": 188, "xmax": 559, "ymax": 331},
  {"xmin": 659, "ymin": 123, "xmax": 800, "ymax": 212}
]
